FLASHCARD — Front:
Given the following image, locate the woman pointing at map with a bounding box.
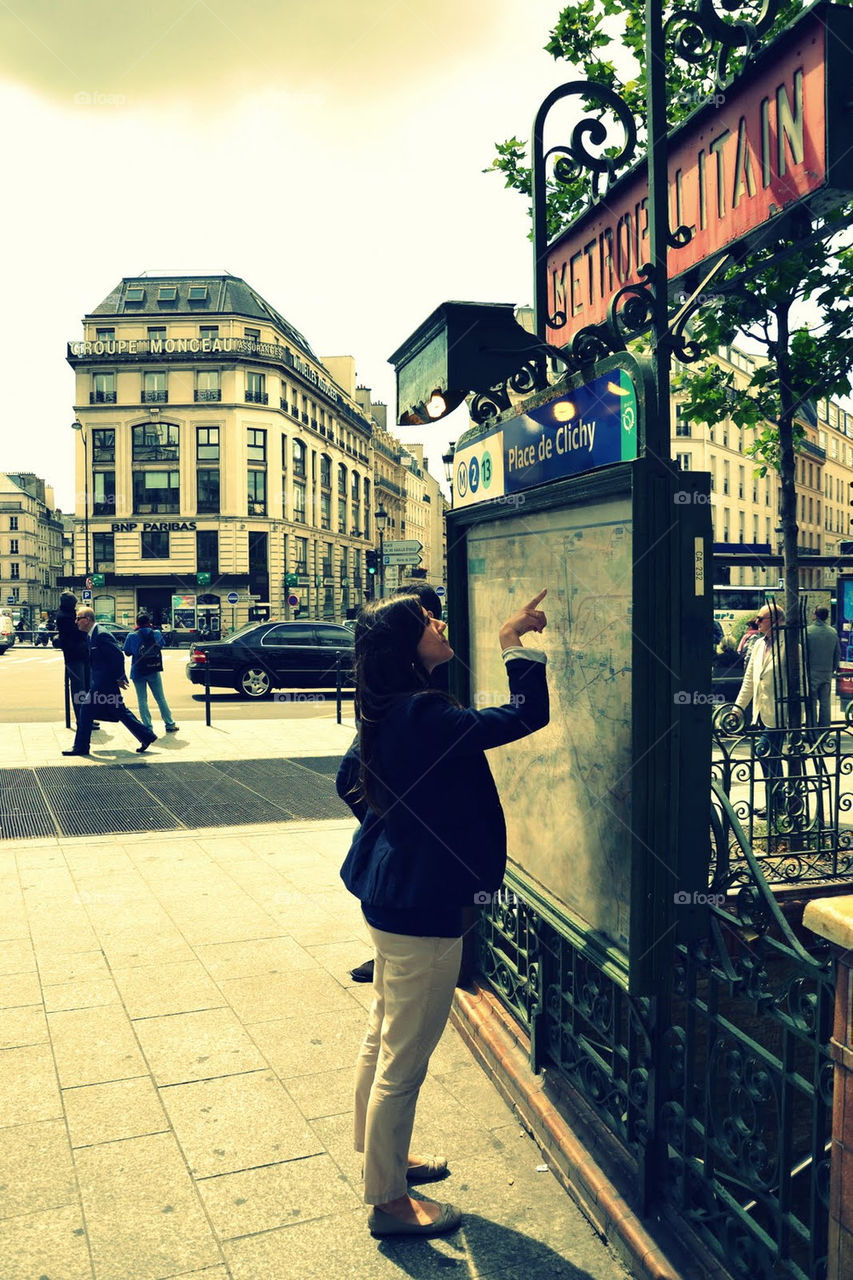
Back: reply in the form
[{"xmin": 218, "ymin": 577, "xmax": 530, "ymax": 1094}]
[{"xmin": 337, "ymin": 589, "xmax": 550, "ymax": 1238}]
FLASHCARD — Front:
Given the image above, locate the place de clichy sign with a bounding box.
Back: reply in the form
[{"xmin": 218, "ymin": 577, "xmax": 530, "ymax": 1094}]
[{"xmin": 545, "ymin": 3, "xmax": 853, "ymax": 342}]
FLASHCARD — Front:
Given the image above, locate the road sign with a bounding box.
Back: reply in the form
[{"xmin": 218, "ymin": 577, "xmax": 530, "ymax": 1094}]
[
  {"xmin": 81, "ymin": 589, "xmax": 92, "ymax": 601},
  {"xmin": 92, "ymin": 573, "xmax": 105, "ymax": 588},
  {"xmin": 6, "ymin": 596, "xmax": 14, "ymax": 605},
  {"xmin": 285, "ymin": 573, "xmax": 299, "ymax": 588},
  {"xmin": 85, "ymin": 577, "xmax": 93, "ymax": 589},
  {"xmin": 384, "ymin": 539, "xmax": 423, "ymax": 555},
  {"xmin": 226, "ymin": 591, "xmax": 239, "ymax": 604},
  {"xmin": 384, "ymin": 552, "xmax": 422, "ymax": 566},
  {"xmin": 197, "ymin": 572, "xmax": 212, "ymax": 587},
  {"xmin": 436, "ymin": 586, "xmax": 446, "ymax": 596},
  {"xmin": 288, "ymin": 594, "xmax": 299, "ymax": 606}
]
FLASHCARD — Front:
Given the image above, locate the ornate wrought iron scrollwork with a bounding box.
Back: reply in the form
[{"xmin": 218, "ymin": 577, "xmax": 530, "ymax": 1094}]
[{"xmin": 667, "ymin": 0, "xmax": 781, "ymax": 89}]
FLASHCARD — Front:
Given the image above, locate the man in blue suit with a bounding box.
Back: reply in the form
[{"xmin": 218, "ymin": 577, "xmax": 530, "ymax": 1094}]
[{"xmin": 62, "ymin": 607, "xmax": 156, "ymax": 757}]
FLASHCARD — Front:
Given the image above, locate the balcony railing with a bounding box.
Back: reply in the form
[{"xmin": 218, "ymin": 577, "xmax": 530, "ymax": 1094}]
[
  {"xmin": 133, "ymin": 502, "xmax": 180, "ymax": 514},
  {"xmin": 90, "ymin": 390, "xmax": 117, "ymax": 404},
  {"xmin": 92, "ymin": 447, "xmax": 115, "ymax": 462},
  {"xmin": 141, "ymin": 390, "xmax": 168, "ymax": 403},
  {"xmin": 92, "ymin": 502, "xmax": 116, "ymax": 516},
  {"xmin": 801, "ymin": 439, "xmax": 827, "ymax": 462},
  {"xmin": 195, "ymin": 389, "xmax": 221, "ymax": 402},
  {"xmin": 245, "ymin": 390, "xmax": 269, "ymax": 405}
]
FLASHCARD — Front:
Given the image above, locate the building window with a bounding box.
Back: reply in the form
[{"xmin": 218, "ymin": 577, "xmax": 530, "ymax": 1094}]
[
  {"xmin": 93, "ymin": 471, "xmax": 116, "ymax": 516},
  {"xmin": 338, "ymin": 463, "xmax": 347, "ymax": 495},
  {"xmin": 92, "ymin": 428, "xmax": 115, "ymax": 462},
  {"xmin": 247, "ymin": 469, "xmax": 267, "ymax": 515},
  {"xmin": 195, "ymin": 370, "xmax": 221, "ymax": 402},
  {"xmin": 9, "ymin": 516, "xmax": 18, "ymax": 530},
  {"xmin": 9, "ymin": 538, "xmax": 18, "ymax": 554},
  {"xmin": 147, "ymin": 326, "xmax": 166, "ymax": 347},
  {"xmin": 293, "ymin": 440, "xmax": 306, "ymax": 478},
  {"xmin": 95, "ymin": 327, "xmax": 115, "ymax": 343},
  {"xmin": 199, "ymin": 325, "xmax": 219, "ymax": 342},
  {"xmin": 295, "ymin": 537, "xmax": 308, "ymax": 574},
  {"xmin": 133, "ymin": 422, "xmax": 179, "ymax": 461},
  {"xmin": 9, "ymin": 562, "xmax": 19, "ymax": 579},
  {"xmin": 91, "ymin": 372, "xmax": 116, "ymax": 404},
  {"xmin": 338, "ymin": 497, "xmax": 347, "ymax": 533},
  {"xmin": 197, "ymin": 530, "xmax": 218, "ymax": 574},
  {"xmin": 246, "ymin": 371, "xmax": 267, "ymax": 404},
  {"xmin": 675, "ymin": 408, "xmax": 691, "ymax": 437},
  {"xmin": 245, "ymin": 327, "xmax": 261, "ymax": 342},
  {"xmin": 675, "ymin": 452, "xmax": 690, "ymax": 470},
  {"xmin": 133, "ymin": 470, "xmax": 179, "ymax": 514},
  {"xmin": 320, "ymin": 491, "xmax": 331, "ymax": 530},
  {"xmin": 196, "ymin": 426, "xmax": 219, "ymax": 461},
  {"xmin": 320, "ymin": 454, "xmax": 332, "ymax": 488},
  {"xmin": 247, "ymin": 428, "xmax": 266, "ymax": 463},
  {"xmin": 141, "ymin": 530, "xmax": 169, "ymax": 559},
  {"xmin": 92, "ymin": 533, "xmax": 114, "ymax": 568},
  {"xmin": 196, "ymin": 469, "xmax": 220, "ymax": 514},
  {"xmin": 142, "ymin": 371, "xmax": 168, "ymax": 403},
  {"xmin": 281, "ymin": 435, "xmax": 288, "ymax": 469},
  {"xmin": 293, "ymin": 482, "xmax": 306, "ymax": 523}
]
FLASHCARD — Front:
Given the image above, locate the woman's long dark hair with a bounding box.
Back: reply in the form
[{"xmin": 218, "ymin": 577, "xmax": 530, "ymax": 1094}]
[{"xmin": 355, "ymin": 595, "xmax": 432, "ymax": 814}]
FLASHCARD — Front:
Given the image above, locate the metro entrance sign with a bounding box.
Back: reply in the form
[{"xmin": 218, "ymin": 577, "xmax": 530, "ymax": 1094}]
[{"xmin": 542, "ymin": 3, "xmax": 853, "ymax": 341}]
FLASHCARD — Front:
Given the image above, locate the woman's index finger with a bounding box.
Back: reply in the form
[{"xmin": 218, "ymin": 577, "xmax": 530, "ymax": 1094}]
[{"xmin": 524, "ymin": 588, "xmax": 548, "ymax": 610}]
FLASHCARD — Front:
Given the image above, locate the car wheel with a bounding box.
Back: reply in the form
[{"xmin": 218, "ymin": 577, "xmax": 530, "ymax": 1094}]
[{"xmin": 237, "ymin": 666, "xmax": 273, "ymax": 699}]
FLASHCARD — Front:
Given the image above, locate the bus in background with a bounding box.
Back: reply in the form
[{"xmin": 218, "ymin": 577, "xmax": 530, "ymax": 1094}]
[{"xmin": 713, "ymin": 585, "xmax": 767, "ymax": 646}]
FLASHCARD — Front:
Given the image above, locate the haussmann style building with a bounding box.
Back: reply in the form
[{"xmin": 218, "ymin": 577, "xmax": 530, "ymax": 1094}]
[{"xmin": 66, "ymin": 274, "xmax": 386, "ymax": 633}]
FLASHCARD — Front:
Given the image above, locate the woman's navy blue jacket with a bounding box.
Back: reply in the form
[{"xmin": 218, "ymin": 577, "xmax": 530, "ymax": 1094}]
[{"xmin": 338, "ymin": 656, "xmax": 549, "ymax": 913}]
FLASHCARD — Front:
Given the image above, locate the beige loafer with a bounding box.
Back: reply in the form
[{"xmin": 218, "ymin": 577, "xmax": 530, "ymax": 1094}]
[{"xmin": 367, "ymin": 1202, "xmax": 462, "ymax": 1237}]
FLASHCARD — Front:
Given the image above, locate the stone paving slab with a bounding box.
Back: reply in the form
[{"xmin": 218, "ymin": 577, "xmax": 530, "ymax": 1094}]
[{"xmin": 0, "ymin": 816, "xmax": 631, "ymax": 1280}]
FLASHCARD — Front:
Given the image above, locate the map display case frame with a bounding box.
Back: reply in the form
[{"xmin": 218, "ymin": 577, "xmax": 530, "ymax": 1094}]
[{"xmin": 447, "ymin": 449, "xmax": 712, "ymax": 994}]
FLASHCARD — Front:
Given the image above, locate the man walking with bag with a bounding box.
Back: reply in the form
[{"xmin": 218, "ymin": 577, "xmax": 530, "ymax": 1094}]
[
  {"xmin": 62, "ymin": 608, "xmax": 156, "ymax": 757},
  {"xmin": 124, "ymin": 613, "xmax": 179, "ymax": 735}
]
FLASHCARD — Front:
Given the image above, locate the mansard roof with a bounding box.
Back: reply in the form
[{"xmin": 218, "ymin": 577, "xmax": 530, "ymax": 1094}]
[{"xmin": 87, "ymin": 274, "xmax": 318, "ymax": 361}]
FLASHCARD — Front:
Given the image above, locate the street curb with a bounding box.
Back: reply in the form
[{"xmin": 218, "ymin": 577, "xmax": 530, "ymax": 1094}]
[{"xmin": 450, "ymin": 983, "xmax": 730, "ymax": 1280}]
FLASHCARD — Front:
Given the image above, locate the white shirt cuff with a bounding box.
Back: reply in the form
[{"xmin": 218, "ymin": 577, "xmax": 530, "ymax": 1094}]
[{"xmin": 502, "ymin": 647, "xmax": 547, "ymax": 664}]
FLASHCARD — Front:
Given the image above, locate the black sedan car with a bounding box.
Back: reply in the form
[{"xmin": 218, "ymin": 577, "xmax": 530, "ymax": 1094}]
[{"xmin": 186, "ymin": 620, "xmax": 354, "ymax": 699}]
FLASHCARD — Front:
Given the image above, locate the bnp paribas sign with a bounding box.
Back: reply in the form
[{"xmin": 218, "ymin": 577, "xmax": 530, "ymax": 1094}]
[{"xmin": 544, "ymin": 2, "xmax": 853, "ymax": 340}]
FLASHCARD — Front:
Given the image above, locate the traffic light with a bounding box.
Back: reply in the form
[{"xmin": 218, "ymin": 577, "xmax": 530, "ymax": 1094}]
[{"xmin": 366, "ymin": 550, "xmax": 378, "ymax": 575}]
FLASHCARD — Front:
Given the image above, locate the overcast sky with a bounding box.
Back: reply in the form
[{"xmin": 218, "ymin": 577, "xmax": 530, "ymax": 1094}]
[{"xmin": 0, "ymin": 0, "xmax": 565, "ymax": 509}]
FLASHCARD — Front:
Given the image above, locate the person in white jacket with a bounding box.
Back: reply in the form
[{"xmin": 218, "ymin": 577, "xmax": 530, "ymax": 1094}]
[{"xmin": 734, "ymin": 602, "xmax": 789, "ymax": 818}]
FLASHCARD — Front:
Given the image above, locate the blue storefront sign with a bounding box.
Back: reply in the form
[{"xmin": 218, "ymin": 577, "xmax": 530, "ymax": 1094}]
[{"xmin": 502, "ymin": 367, "xmax": 637, "ymax": 492}]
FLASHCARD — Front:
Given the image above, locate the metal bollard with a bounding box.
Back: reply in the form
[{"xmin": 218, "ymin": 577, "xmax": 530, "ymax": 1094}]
[
  {"xmin": 204, "ymin": 659, "xmax": 212, "ymax": 727},
  {"xmin": 64, "ymin": 668, "xmax": 72, "ymax": 730},
  {"xmin": 335, "ymin": 652, "xmax": 342, "ymax": 725}
]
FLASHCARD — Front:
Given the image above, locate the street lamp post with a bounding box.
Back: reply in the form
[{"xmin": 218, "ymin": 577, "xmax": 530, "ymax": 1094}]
[
  {"xmin": 442, "ymin": 441, "xmax": 456, "ymax": 505},
  {"xmin": 376, "ymin": 504, "xmax": 388, "ymax": 599},
  {"xmin": 71, "ymin": 419, "xmax": 91, "ymax": 580}
]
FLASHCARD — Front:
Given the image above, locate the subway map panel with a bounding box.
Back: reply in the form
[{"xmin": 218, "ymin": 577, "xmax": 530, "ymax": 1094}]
[{"xmin": 466, "ymin": 498, "xmax": 633, "ymax": 950}]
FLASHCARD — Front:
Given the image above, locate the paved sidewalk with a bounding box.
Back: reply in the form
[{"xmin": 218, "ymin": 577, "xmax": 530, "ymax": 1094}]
[
  {"xmin": 0, "ymin": 812, "xmax": 631, "ymax": 1278},
  {"xmin": 0, "ymin": 715, "xmax": 357, "ymax": 771}
]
